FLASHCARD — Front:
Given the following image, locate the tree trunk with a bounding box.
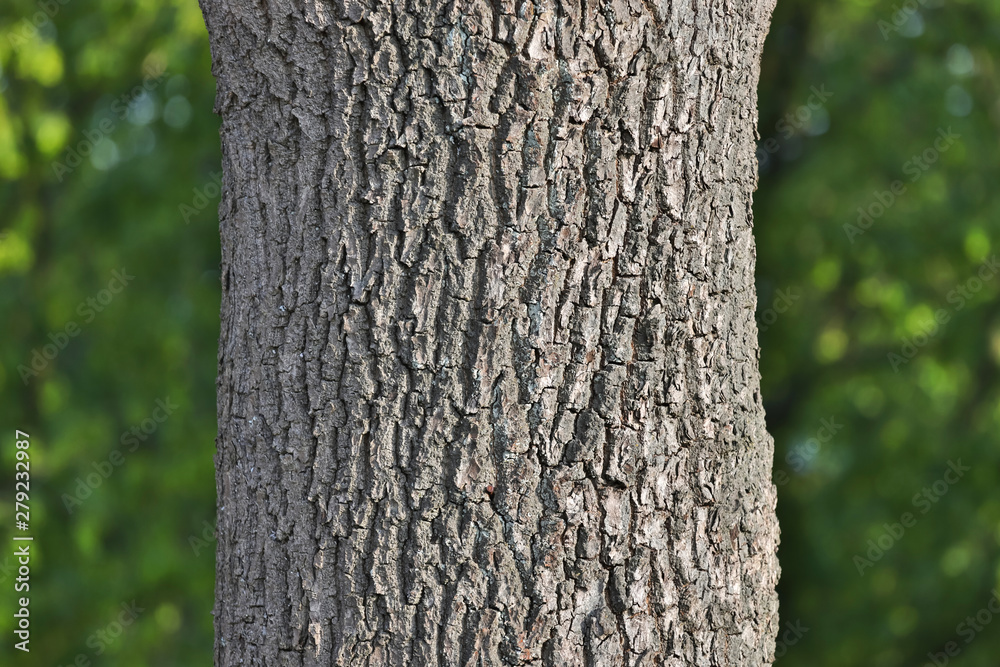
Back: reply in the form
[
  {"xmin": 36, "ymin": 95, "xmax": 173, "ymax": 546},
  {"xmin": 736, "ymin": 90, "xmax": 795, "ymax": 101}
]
[{"xmin": 201, "ymin": 0, "xmax": 779, "ymax": 665}]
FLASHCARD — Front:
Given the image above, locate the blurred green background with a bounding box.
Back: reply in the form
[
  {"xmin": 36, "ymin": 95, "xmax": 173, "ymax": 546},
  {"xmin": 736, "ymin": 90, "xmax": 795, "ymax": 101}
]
[
  {"xmin": 0, "ymin": 0, "xmax": 997, "ymax": 664},
  {"xmin": 758, "ymin": 0, "xmax": 1000, "ymax": 665},
  {"xmin": 0, "ymin": 0, "xmax": 219, "ymax": 664}
]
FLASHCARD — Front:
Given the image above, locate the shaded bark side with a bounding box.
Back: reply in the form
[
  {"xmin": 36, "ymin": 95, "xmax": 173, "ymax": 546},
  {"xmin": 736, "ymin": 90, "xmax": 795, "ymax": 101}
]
[{"xmin": 202, "ymin": 0, "xmax": 779, "ymax": 665}]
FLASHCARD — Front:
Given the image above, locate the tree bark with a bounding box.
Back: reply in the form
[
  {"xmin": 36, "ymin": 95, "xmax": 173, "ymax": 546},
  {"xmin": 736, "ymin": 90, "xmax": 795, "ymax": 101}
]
[{"xmin": 202, "ymin": 0, "xmax": 779, "ymax": 665}]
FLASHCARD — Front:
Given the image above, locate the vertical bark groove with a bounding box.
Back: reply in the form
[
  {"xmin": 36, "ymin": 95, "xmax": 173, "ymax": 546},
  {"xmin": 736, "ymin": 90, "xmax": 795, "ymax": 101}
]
[{"xmin": 202, "ymin": 0, "xmax": 780, "ymax": 665}]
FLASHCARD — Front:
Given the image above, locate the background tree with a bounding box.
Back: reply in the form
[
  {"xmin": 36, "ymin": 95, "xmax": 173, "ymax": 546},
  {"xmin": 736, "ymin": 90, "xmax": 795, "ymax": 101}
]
[{"xmin": 200, "ymin": 0, "xmax": 779, "ymax": 664}]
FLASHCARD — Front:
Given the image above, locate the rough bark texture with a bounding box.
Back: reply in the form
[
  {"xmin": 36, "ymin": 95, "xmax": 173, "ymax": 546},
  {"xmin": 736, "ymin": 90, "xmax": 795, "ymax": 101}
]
[{"xmin": 202, "ymin": 0, "xmax": 779, "ymax": 665}]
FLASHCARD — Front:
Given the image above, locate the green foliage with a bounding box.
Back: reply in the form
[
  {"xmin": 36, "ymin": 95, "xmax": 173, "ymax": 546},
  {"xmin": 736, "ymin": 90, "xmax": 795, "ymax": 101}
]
[
  {"xmin": 757, "ymin": 1, "xmax": 1000, "ymax": 665},
  {"xmin": 1, "ymin": 0, "xmax": 997, "ymax": 663},
  {"xmin": 0, "ymin": 0, "xmax": 219, "ymax": 663}
]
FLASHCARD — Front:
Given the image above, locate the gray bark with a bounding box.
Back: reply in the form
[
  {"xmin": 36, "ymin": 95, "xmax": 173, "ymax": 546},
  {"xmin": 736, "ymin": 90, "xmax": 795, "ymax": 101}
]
[{"xmin": 201, "ymin": 0, "xmax": 780, "ymax": 665}]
